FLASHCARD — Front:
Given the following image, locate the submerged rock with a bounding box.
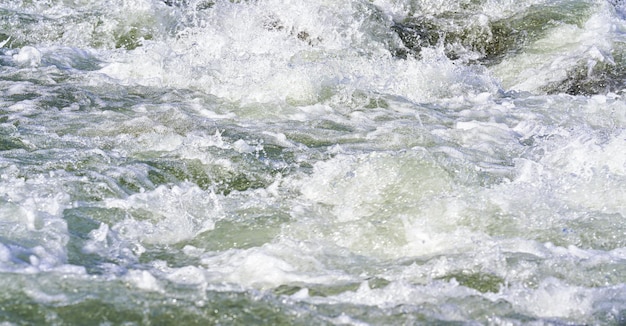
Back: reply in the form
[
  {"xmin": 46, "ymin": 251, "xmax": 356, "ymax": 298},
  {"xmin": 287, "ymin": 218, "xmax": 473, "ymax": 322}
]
[
  {"xmin": 544, "ymin": 57, "xmax": 626, "ymax": 95},
  {"xmin": 390, "ymin": 1, "xmax": 591, "ymax": 65}
]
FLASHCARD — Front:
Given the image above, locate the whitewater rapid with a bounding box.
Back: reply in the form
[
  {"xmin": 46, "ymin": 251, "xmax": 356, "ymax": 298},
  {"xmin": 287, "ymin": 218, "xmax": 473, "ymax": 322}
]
[{"xmin": 1, "ymin": 0, "xmax": 626, "ymax": 324}]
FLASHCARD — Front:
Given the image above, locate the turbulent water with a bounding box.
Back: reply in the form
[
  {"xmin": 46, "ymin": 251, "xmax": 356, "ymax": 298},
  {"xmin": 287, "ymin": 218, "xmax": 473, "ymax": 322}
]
[{"xmin": 1, "ymin": 0, "xmax": 626, "ymax": 324}]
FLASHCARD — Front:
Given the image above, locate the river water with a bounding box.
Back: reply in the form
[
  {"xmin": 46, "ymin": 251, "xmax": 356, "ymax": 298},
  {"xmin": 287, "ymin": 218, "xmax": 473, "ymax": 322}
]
[{"xmin": 1, "ymin": 0, "xmax": 626, "ymax": 324}]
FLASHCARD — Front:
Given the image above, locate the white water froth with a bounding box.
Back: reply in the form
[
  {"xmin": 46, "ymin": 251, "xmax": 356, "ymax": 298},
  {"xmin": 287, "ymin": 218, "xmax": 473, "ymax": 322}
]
[
  {"xmin": 1, "ymin": 0, "xmax": 626, "ymax": 323},
  {"xmin": 493, "ymin": 1, "xmax": 626, "ymax": 92},
  {"xmin": 98, "ymin": 184, "xmax": 221, "ymax": 245},
  {"xmin": 0, "ymin": 167, "xmax": 72, "ymax": 273},
  {"xmin": 97, "ymin": 1, "xmax": 500, "ymax": 107},
  {"xmin": 12, "ymin": 46, "xmax": 41, "ymax": 67}
]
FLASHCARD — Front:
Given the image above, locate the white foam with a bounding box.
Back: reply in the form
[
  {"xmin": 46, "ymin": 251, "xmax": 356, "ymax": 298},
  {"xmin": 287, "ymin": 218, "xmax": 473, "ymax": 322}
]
[
  {"xmin": 124, "ymin": 270, "xmax": 162, "ymax": 292},
  {"xmin": 496, "ymin": 278, "xmax": 594, "ymax": 320},
  {"xmin": 0, "ymin": 37, "xmax": 10, "ymax": 48},
  {"xmin": 83, "ymin": 223, "xmax": 110, "ymax": 254},
  {"xmin": 232, "ymin": 139, "xmax": 259, "ymax": 154},
  {"xmin": 13, "ymin": 46, "xmax": 42, "ymax": 67},
  {"xmin": 300, "ymin": 150, "xmax": 451, "ymax": 221},
  {"xmin": 162, "ymin": 265, "xmax": 207, "ymax": 286},
  {"xmin": 103, "ymin": 184, "xmax": 220, "ymax": 245},
  {"xmin": 0, "ymin": 243, "xmax": 11, "ymax": 263},
  {"xmin": 0, "ymin": 171, "xmax": 72, "ymax": 272},
  {"xmin": 492, "ymin": 3, "xmax": 622, "ymax": 92},
  {"xmin": 24, "ymin": 288, "xmax": 68, "ymax": 305},
  {"xmin": 4, "ymin": 82, "xmax": 33, "ymax": 96},
  {"xmin": 96, "ymin": 0, "xmax": 499, "ymax": 108},
  {"xmin": 198, "ymin": 241, "xmax": 353, "ymax": 289},
  {"xmin": 3, "ymin": 0, "xmax": 626, "ymax": 323},
  {"xmin": 327, "ymin": 280, "xmax": 475, "ymax": 309}
]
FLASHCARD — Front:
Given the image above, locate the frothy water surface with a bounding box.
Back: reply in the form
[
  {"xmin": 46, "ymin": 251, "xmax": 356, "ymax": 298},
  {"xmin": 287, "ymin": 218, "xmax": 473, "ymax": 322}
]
[{"xmin": 1, "ymin": 0, "xmax": 626, "ymax": 324}]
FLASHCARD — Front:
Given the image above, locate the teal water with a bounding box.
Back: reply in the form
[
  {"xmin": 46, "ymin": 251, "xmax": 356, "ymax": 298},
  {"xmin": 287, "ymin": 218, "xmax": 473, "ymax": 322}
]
[{"xmin": 1, "ymin": 0, "xmax": 626, "ymax": 324}]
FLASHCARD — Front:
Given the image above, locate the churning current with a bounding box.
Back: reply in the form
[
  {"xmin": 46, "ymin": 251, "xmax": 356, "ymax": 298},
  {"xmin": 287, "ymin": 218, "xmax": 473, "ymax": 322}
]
[{"xmin": 1, "ymin": 0, "xmax": 626, "ymax": 324}]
